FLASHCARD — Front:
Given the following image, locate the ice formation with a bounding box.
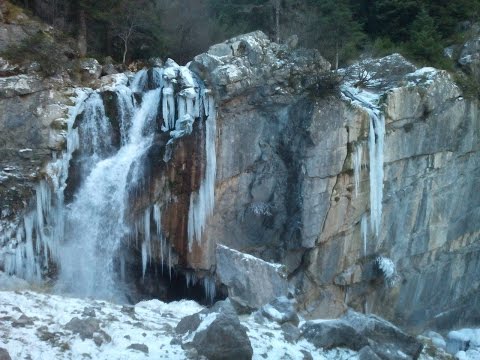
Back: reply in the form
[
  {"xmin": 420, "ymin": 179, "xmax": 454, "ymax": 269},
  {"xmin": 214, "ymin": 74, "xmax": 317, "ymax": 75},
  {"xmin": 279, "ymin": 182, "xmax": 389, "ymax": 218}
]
[
  {"xmin": 342, "ymin": 85, "xmax": 385, "ymax": 239},
  {"xmin": 5, "ymin": 63, "xmax": 217, "ymax": 301}
]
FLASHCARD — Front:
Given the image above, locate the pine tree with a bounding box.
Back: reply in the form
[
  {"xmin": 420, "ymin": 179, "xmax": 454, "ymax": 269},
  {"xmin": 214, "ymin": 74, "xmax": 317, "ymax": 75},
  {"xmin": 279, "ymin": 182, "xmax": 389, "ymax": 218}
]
[{"xmin": 408, "ymin": 8, "xmax": 443, "ymax": 63}]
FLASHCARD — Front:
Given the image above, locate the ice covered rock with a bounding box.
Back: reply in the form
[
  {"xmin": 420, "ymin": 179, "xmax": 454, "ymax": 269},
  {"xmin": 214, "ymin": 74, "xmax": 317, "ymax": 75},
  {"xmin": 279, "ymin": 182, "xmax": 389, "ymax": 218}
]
[
  {"xmin": 216, "ymin": 245, "xmax": 288, "ymax": 310},
  {"xmin": 0, "ymin": 271, "xmax": 29, "ymax": 290},
  {"xmin": 78, "ymin": 58, "xmax": 102, "ymax": 84},
  {"xmin": 259, "ymin": 296, "xmax": 299, "ymax": 326},
  {"xmin": 175, "ymin": 299, "xmax": 253, "ymax": 360},
  {"xmin": 446, "ymin": 328, "xmax": 480, "ymax": 355}
]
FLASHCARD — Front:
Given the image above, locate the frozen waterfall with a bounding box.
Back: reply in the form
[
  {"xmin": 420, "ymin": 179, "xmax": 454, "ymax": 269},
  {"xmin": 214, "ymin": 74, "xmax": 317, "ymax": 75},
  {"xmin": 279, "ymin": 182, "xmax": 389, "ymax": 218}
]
[
  {"xmin": 342, "ymin": 85, "xmax": 385, "ymax": 239},
  {"xmin": 5, "ymin": 63, "xmax": 217, "ymax": 302}
]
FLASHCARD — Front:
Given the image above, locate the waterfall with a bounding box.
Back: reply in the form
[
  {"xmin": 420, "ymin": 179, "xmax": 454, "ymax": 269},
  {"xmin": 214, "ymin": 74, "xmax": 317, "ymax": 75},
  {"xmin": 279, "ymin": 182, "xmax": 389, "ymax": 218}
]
[
  {"xmin": 342, "ymin": 86, "xmax": 385, "ymax": 240},
  {"xmin": 56, "ymin": 86, "xmax": 163, "ymax": 300},
  {"xmin": 367, "ymin": 110, "xmax": 385, "ymax": 238},
  {"xmin": 5, "ymin": 62, "xmax": 216, "ymax": 302},
  {"xmin": 353, "ymin": 143, "xmax": 363, "ymax": 197}
]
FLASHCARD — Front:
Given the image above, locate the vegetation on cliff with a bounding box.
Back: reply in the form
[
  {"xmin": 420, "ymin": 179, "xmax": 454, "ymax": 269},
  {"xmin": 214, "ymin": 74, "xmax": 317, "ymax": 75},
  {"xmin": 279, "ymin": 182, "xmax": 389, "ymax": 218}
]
[{"xmin": 3, "ymin": 0, "xmax": 479, "ymax": 68}]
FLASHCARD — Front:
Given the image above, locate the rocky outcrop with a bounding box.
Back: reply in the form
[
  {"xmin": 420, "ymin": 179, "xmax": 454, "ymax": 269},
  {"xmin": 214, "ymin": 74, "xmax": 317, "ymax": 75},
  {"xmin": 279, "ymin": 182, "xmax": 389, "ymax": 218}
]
[
  {"xmin": 193, "ymin": 38, "xmax": 480, "ymax": 332},
  {"xmin": 302, "ymin": 310, "xmax": 423, "ymax": 359},
  {"xmin": 0, "ymin": 24, "xmax": 478, "ymax": 335},
  {"xmin": 216, "ymin": 245, "xmax": 288, "ymax": 310},
  {"xmin": 174, "ymin": 299, "xmax": 253, "ymax": 360}
]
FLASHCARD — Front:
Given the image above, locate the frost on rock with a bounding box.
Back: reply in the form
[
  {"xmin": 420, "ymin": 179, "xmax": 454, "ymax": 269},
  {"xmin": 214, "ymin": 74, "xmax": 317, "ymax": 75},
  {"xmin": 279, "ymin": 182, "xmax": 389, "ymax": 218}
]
[
  {"xmin": 3, "ymin": 89, "xmax": 87, "ymax": 283},
  {"xmin": 375, "ymin": 256, "xmax": 398, "ymax": 287}
]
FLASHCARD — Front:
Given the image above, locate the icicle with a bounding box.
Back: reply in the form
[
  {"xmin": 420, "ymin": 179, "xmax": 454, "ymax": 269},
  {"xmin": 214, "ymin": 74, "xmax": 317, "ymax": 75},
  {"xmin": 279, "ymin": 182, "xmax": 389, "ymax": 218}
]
[
  {"xmin": 141, "ymin": 241, "xmax": 147, "ymax": 279},
  {"xmin": 353, "ymin": 144, "xmax": 363, "ymax": 197},
  {"xmin": 187, "ymin": 95, "xmax": 216, "ymax": 251},
  {"xmin": 152, "ymin": 68, "xmax": 164, "ymax": 89},
  {"xmin": 186, "ymin": 271, "xmax": 197, "ymax": 288},
  {"xmin": 203, "ymin": 276, "xmax": 216, "ymax": 304},
  {"xmin": 361, "ymin": 214, "xmax": 368, "ymax": 256},
  {"xmin": 144, "ymin": 207, "xmax": 151, "ymax": 263},
  {"xmin": 120, "ymin": 254, "xmax": 126, "ymax": 281},
  {"xmin": 368, "ymin": 111, "xmax": 385, "ymax": 238},
  {"xmin": 168, "ymin": 246, "xmax": 172, "ymax": 280},
  {"xmin": 162, "ymin": 85, "xmax": 175, "ymax": 130}
]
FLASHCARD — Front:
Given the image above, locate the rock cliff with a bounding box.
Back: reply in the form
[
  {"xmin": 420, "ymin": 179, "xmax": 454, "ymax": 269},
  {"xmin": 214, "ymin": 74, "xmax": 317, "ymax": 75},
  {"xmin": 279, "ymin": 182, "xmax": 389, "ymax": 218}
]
[{"xmin": 0, "ymin": 26, "xmax": 478, "ymax": 333}]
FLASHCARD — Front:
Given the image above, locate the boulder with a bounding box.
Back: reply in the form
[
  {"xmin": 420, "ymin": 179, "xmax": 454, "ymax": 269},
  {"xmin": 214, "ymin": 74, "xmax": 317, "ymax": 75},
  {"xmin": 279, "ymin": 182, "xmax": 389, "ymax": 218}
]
[
  {"xmin": 342, "ymin": 311, "xmax": 423, "ymax": 359},
  {"xmin": 101, "ymin": 63, "xmax": 118, "ymax": 76},
  {"xmin": 281, "ymin": 322, "xmax": 301, "ymax": 343},
  {"xmin": 175, "ymin": 299, "xmax": 253, "ymax": 360},
  {"xmin": 301, "ymin": 319, "xmax": 368, "ymax": 351},
  {"xmin": 78, "ymin": 58, "xmax": 102, "ymax": 84},
  {"xmin": 216, "ymin": 245, "xmax": 288, "ymax": 310},
  {"xmin": 446, "ymin": 329, "xmax": 480, "ymax": 355},
  {"xmin": 12, "ymin": 314, "xmax": 34, "ymax": 327},
  {"xmin": 0, "ymin": 74, "xmax": 47, "ymax": 98},
  {"xmin": 260, "ymin": 296, "xmax": 299, "ymax": 325},
  {"xmin": 0, "ymin": 348, "xmax": 11, "ymax": 360},
  {"xmin": 358, "ymin": 346, "xmax": 382, "ymax": 360},
  {"xmin": 64, "ymin": 316, "xmax": 111, "ymax": 344},
  {"xmin": 126, "ymin": 343, "xmax": 149, "ymax": 354}
]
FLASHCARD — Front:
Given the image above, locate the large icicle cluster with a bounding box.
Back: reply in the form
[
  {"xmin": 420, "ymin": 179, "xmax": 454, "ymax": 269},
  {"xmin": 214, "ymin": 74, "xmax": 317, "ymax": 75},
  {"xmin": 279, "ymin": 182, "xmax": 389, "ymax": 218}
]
[
  {"xmin": 342, "ymin": 84, "xmax": 385, "ymax": 252},
  {"xmin": 3, "ymin": 90, "xmax": 87, "ymax": 282}
]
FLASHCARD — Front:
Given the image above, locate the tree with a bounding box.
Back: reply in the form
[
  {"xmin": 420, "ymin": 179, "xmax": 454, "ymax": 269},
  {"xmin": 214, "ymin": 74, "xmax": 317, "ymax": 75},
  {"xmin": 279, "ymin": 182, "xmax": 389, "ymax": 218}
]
[
  {"xmin": 307, "ymin": 0, "xmax": 365, "ymax": 69},
  {"xmin": 408, "ymin": 8, "xmax": 443, "ymax": 63}
]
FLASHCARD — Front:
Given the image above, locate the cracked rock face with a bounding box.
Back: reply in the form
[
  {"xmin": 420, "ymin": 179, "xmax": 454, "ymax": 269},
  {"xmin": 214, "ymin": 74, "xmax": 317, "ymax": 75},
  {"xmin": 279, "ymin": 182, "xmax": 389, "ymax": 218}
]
[
  {"xmin": 199, "ymin": 35, "xmax": 479, "ymax": 331},
  {"xmin": 0, "ymin": 28, "xmax": 478, "ymax": 333}
]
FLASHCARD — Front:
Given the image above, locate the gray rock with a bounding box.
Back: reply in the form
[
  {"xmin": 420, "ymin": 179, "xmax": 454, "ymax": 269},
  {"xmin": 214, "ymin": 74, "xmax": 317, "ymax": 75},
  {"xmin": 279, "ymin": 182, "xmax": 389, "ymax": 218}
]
[
  {"xmin": 342, "ymin": 311, "xmax": 423, "ymax": 359},
  {"xmin": 301, "ymin": 319, "xmax": 368, "ymax": 351},
  {"xmin": 208, "ymin": 43, "xmax": 233, "ymax": 57},
  {"xmin": 281, "ymin": 322, "xmax": 301, "ymax": 343},
  {"xmin": 101, "ymin": 63, "xmax": 118, "ymax": 76},
  {"xmin": 78, "ymin": 58, "xmax": 102, "ymax": 83},
  {"xmin": 175, "ymin": 299, "xmax": 253, "ymax": 360},
  {"xmin": 65, "ymin": 317, "xmax": 100, "ymax": 339},
  {"xmin": 358, "ymin": 346, "xmax": 381, "ymax": 360},
  {"xmin": 127, "ymin": 343, "xmax": 149, "ymax": 354},
  {"xmin": 148, "ymin": 57, "xmax": 163, "ymax": 67},
  {"xmin": 12, "ymin": 314, "xmax": 34, "ymax": 327},
  {"xmin": 216, "ymin": 245, "xmax": 288, "ymax": 310},
  {"xmin": 0, "ymin": 348, "xmax": 11, "ymax": 360},
  {"xmin": 64, "ymin": 316, "xmax": 110, "ymax": 345},
  {"xmin": 260, "ymin": 296, "xmax": 299, "ymax": 325},
  {"xmin": 0, "ymin": 74, "xmax": 47, "ymax": 98}
]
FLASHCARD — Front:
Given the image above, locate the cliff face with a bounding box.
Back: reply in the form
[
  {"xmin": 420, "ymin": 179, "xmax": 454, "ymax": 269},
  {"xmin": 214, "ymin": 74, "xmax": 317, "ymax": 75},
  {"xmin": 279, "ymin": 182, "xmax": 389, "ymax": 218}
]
[
  {"xmin": 0, "ymin": 28, "xmax": 478, "ymax": 332},
  {"xmin": 195, "ymin": 33, "xmax": 480, "ymax": 331}
]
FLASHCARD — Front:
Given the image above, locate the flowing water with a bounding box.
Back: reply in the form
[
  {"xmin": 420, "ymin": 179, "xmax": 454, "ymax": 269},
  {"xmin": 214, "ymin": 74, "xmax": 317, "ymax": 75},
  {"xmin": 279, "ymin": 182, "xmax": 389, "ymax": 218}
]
[{"xmin": 6, "ymin": 63, "xmax": 216, "ymax": 301}]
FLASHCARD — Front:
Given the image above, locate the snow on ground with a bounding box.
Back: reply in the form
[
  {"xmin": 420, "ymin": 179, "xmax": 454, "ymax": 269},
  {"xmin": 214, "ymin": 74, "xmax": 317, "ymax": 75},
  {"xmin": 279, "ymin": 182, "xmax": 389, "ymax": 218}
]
[
  {"xmin": 0, "ymin": 290, "xmax": 357, "ymax": 360},
  {"xmin": 1, "ymin": 288, "xmax": 474, "ymax": 360}
]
